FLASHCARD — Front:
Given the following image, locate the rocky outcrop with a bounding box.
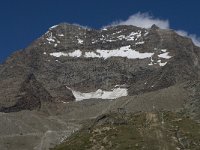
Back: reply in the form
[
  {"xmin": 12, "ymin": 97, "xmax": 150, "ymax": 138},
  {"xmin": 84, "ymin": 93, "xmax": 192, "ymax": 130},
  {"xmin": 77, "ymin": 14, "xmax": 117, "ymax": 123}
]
[{"xmin": 0, "ymin": 74, "xmax": 51, "ymax": 112}]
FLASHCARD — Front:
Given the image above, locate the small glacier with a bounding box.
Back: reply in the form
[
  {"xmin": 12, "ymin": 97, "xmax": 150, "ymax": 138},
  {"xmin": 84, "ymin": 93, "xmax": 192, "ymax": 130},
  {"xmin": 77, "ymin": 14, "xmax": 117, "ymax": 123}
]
[{"xmin": 67, "ymin": 87, "xmax": 128, "ymax": 101}]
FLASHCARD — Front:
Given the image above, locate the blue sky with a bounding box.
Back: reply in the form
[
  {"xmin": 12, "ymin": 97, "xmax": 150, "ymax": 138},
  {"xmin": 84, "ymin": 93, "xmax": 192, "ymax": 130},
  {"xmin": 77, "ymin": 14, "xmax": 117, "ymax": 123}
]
[{"xmin": 0, "ymin": 0, "xmax": 200, "ymax": 63}]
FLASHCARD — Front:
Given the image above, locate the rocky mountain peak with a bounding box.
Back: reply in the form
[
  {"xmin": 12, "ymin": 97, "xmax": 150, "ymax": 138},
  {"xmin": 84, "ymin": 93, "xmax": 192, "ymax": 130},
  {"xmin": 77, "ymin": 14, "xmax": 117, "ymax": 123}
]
[
  {"xmin": 151, "ymin": 24, "xmax": 160, "ymax": 30},
  {"xmin": 0, "ymin": 23, "xmax": 200, "ymax": 113}
]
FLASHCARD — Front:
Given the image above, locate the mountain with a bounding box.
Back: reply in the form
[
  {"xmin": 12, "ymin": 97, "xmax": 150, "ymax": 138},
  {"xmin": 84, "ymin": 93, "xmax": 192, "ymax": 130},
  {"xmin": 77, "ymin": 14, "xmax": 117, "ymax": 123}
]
[{"xmin": 0, "ymin": 23, "xmax": 200, "ymax": 150}]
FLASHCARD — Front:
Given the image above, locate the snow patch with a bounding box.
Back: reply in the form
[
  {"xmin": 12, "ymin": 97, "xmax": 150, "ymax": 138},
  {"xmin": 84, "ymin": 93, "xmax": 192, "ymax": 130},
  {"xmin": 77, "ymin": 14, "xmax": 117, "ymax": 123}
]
[
  {"xmin": 127, "ymin": 31, "xmax": 141, "ymax": 41},
  {"xmin": 58, "ymin": 34, "xmax": 64, "ymax": 37},
  {"xmin": 68, "ymin": 50, "xmax": 82, "ymax": 57},
  {"xmin": 50, "ymin": 52, "xmax": 68, "ymax": 57},
  {"xmin": 46, "ymin": 32, "xmax": 55, "ymax": 43},
  {"xmin": 161, "ymin": 49, "xmax": 167, "ymax": 52},
  {"xmin": 50, "ymin": 50, "xmax": 82, "ymax": 58},
  {"xmin": 135, "ymin": 41, "xmax": 145, "ymax": 45},
  {"xmin": 106, "ymin": 39, "xmax": 117, "ymax": 42},
  {"xmin": 50, "ymin": 25, "xmax": 58, "ymax": 29},
  {"xmin": 149, "ymin": 57, "xmax": 168, "ymax": 66},
  {"xmin": 157, "ymin": 60, "xmax": 168, "ymax": 66},
  {"xmin": 158, "ymin": 52, "xmax": 172, "ymax": 59},
  {"xmin": 114, "ymin": 84, "xmax": 127, "ymax": 88},
  {"xmin": 84, "ymin": 45, "xmax": 154, "ymax": 59},
  {"xmin": 77, "ymin": 39, "xmax": 84, "ymax": 44},
  {"xmin": 117, "ymin": 35, "xmax": 126, "ymax": 40},
  {"xmin": 67, "ymin": 87, "xmax": 128, "ymax": 101},
  {"xmin": 116, "ymin": 31, "xmax": 142, "ymax": 41},
  {"xmin": 103, "ymin": 30, "xmax": 144, "ymax": 42},
  {"xmin": 46, "ymin": 32, "xmax": 61, "ymax": 45},
  {"xmin": 159, "ymin": 62, "xmax": 167, "ymax": 66},
  {"xmin": 49, "ymin": 45, "xmax": 154, "ymax": 59}
]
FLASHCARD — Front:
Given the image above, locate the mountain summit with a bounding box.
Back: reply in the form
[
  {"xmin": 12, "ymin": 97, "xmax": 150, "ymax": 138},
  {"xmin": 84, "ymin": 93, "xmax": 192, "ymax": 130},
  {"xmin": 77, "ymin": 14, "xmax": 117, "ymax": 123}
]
[{"xmin": 0, "ymin": 23, "xmax": 200, "ymax": 150}]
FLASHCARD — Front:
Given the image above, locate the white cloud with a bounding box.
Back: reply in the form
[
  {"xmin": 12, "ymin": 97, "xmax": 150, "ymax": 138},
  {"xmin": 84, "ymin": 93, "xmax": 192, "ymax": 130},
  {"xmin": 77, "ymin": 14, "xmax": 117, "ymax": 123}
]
[
  {"xmin": 72, "ymin": 23, "xmax": 91, "ymax": 30},
  {"xmin": 109, "ymin": 12, "xmax": 200, "ymax": 47},
  {"xmin": 111, "ymin": 12, "xmax": 169, "ymax": 29},
  {"xmin": 176, "ymin": 30, "xmax": 200, "ymax": 47}
]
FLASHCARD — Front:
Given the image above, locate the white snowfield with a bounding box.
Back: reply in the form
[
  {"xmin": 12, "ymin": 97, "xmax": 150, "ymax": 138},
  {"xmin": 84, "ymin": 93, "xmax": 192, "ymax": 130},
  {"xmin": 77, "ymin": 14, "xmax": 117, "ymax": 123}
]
[
  {"xmin": 67, "ymin": 87, "xmax": 128, "ymax": 101},
  {"xmin": 158, "ymin": 52, "xmax": 172, "ymax": 59},
  {"xmin": 84, "ymin": 46, "xmax": 154, "ymax": 59},
  {"xmin": 49, "ymin": 45, "xmax": 154, "ymax": 59},
  {"xmin": 48, "ymin": 46, "xmax": 172, "ymax": 67},
  {"xmin": 50, "ymin": 50, "xmax": 82, "ymax": 58}
]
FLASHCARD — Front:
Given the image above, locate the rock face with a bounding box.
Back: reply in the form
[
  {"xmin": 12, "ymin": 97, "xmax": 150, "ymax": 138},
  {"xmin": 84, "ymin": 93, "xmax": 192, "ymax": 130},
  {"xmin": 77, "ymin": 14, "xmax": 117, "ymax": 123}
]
[
  {"xmin": 0, "ymin": 74, "xmax": 53, "ymax": 112},
  {"xmin": 0, "ymin": 23, "xmax": 200, "ymax": 114}
]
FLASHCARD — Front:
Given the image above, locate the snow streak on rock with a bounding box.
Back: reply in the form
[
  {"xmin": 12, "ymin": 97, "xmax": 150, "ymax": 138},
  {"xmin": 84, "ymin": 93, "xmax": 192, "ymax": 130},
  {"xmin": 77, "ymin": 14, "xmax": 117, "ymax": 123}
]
[
  {"xmin": 158, "ymin": 52, "xmax": 172, "ymax": 59},
  {"xmin": 49, "ymin": 46, "xmax": 154, "ymax": 60},
  {"xmin": 84, "ymin": 46, "xmax": 153, "ymax": 59},
  {"xmin": 50, "ymin": 50, "xmax": 82, "ymax": 58}
]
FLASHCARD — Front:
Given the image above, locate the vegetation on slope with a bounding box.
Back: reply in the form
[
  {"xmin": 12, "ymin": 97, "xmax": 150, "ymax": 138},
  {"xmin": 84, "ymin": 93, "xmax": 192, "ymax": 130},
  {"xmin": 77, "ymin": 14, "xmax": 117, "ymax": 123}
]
[{"xmin": 53, "ymin": 111, "xmax": 200, "ymax": 150}]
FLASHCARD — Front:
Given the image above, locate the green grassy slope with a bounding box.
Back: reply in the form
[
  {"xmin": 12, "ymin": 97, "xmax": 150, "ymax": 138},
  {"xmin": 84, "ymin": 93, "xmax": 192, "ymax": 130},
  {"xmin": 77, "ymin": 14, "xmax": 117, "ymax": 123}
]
[{"xmin": 53, "ymin": 111, "xmax": 200, "ymax": 150}]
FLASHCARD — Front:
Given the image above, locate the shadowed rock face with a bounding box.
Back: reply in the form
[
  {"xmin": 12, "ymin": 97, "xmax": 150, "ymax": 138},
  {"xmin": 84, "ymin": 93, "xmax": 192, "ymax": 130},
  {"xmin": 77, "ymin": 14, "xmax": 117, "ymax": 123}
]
[
  {"xmin": 0, "ymin": 74, "xmax": 52, "ymax": 112},
  {"xmin": 0, "ymin": 73, "xmax": 75, "ymax": 113}
]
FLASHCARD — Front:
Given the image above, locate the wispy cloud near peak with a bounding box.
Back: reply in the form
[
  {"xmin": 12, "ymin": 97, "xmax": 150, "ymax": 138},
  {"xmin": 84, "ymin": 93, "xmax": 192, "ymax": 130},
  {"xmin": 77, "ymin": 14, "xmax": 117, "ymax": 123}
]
[
  {"xmin": 108, "ymin": 12, "xmax": 200, "ymax": 47},
  {"xmin": 111, "ymin": 12, "xmax": 169, "ymax": 29},
  {"xmin": 176, "ymin": 30, "xmax": 200, "ymax": 47}
]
